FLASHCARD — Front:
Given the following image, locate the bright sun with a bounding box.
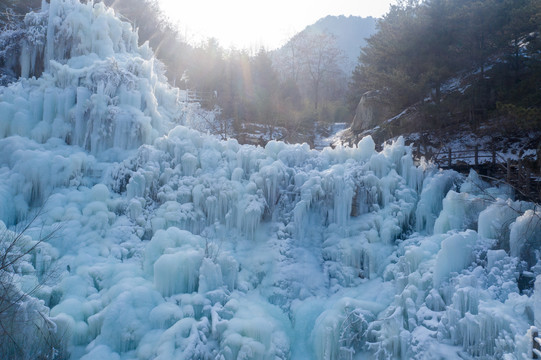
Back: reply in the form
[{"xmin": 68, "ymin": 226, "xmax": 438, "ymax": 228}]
[{"xmin": 158, "ymin": 0, "xmax": 394, "ymax": 50}]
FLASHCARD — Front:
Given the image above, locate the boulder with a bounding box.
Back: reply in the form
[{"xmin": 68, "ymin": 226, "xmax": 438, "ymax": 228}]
[{"xmin": 350, "ymin": 91, "xmax": 392, "ymax": 132}]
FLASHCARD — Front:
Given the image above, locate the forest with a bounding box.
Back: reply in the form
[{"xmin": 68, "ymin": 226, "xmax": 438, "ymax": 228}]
[
  {"xmin": 349, "ymin": 0, "xmax": 541, "ymax": 133},
  {"xmin": 1, "ymin": 0, "xmax": 357, "ymax": 145},
  {"xmin": 1, "ymin": 0, "xmax": 541, "ymax": 139}
]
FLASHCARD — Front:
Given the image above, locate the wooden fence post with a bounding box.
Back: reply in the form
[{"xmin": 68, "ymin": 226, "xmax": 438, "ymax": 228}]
[
  {"xmin": 474, "ymin": 145, "xmax": 479, "ymax": 166},
  {"xmin": 507, "ymin": 159, "xmax": 512, "ymax": 183},
  {"xmin": 526, "ymin": 168, "xmax": 531, "ymax": 196},
  {"xmin": 518, "ymin": 158, "xmax": 523, "ymax": 187},
  {"xmin": 448, "ymin": 148, "xmax": 452, "ymax": 168},
  {"xmin": 533, "ymin": 328, "xmax": 541, "ymax": 359}
]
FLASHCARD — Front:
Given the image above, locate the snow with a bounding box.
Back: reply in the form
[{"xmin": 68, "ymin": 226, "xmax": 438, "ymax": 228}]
[
  {"xmin": 510, "ymin": 209, "xmax": 541, "ymax": 266},
  {"xmin": 1, "ymin": 1, "xmax": 540, "ymax": 359},
  {"xmin": 433, "ymin": 230, "xmax": 477, "ymax": 286},
  {"xmin": 314, "ymin": 122, "xmax": 348, "ymax": 150}
]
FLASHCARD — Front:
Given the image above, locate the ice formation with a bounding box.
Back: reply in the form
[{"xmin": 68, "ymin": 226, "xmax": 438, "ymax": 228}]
[{"xmin": 0, "ymin": 1, "xmax": 540, "ymax": 359}]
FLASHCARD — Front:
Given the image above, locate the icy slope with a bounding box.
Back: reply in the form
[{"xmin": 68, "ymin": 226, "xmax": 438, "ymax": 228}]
[
  {"xmin": 0, "ymin": 1, "xmax": 540, "ymax": 360},
  {"xmin": 0, "ymin": 0, "xmax": 186, "ymax": 157}
]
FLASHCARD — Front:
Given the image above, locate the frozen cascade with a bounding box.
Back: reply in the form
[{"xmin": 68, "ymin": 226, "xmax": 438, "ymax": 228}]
[
  {"xmin": 0, "ymin": 0, "xmax": 182, "ymax": 158},
  {"xmin": 510, "ymin": 209, "xmax": 541, "ymax": 266},
  {"xmin": 0, "ymin": 1, "xmax": 540, "ymax": 359},
  {"xmin": 535, "ymin": 276, "xmax": 541, "ymax": 329}
]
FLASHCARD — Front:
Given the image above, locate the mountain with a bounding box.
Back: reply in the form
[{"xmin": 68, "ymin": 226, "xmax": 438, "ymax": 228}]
[{"xmin": 292, "ymin": 15, "xmax": 377, "ymax": 73}]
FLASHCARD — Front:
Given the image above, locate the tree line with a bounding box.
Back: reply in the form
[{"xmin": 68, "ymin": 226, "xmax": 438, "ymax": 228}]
[
  {"xmin": 7, "ymin": 0, "xmax": 537, "ymax": 140},
  {"xmin": 180, "ymin": 32, "xmax": 349, "ymax": 143},
  {"xmin": 0, "ymin": 0, "xmax": 352, "ymax": 145},
  {"xmin": 349, "ymin": 0, "xmax": 541, "ymax": 132},
  {"xmin": 165, "ymin": 29, "xmax": 349, "ymax": 144}
]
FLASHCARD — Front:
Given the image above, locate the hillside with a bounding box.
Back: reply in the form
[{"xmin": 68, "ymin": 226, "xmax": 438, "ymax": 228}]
[
  {"xmin": 348, "ymin": 0, "xmax": 541, "ymax": 127},
  {"xmin": 342, "ymin": 0, "xmax": 541, "ymax": 200},
  {"xmin": 340, "ymin": 65, "xmax": 541, "ymax": 201}
]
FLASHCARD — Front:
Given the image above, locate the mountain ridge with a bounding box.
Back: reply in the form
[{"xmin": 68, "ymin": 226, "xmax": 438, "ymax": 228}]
[{"xmin": 274, "ymin": 15, "xmax": 377, "ymax": 73}]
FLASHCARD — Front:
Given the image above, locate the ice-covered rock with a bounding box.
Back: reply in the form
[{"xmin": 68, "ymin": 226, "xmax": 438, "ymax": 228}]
[{"xmin": 0, "ymin": 0, "xmax": 185, "ymax": 157}]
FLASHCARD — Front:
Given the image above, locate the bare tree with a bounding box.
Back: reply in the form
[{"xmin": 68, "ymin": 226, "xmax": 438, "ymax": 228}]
[
  {"xmin": 0, "ymin": 212, "xmax": 67, "ymax": 359},
  {"xmin": 297, "ymin": 32, "xmax": 345, "ymax": 110},
  {"xmin": 277, "ymin": 33, "xmax": 304, "ymax": 83}
]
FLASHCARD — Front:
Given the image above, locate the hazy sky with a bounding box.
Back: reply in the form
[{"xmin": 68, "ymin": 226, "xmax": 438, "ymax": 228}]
[{"xmin": 159, "ymin": 0, "xmax": 395, "ymax": 50}]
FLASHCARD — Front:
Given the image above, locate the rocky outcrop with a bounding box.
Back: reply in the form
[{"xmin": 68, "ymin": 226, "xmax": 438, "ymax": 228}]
[
  {"xmin": 339, "ymin": 90, "xmax": 398, "ymax": 147},
  {"xmin": 350, "ymin": 91, "xmax": 393, "ymax": 132}
]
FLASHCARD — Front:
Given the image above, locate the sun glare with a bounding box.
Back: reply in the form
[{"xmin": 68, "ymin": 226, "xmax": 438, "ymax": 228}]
[{"xmin": 159, "ymin": 0, "xmax": 394, "ymax": 50}]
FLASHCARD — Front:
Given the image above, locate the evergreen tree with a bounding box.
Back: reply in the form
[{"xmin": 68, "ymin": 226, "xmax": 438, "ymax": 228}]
[{"xmin": 348, "ymin": 0, "xmax": 541, "ymax": 132}]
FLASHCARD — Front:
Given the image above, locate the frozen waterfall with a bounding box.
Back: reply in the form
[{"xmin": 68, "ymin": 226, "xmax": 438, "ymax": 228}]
[{"xmin": 0, "ymin": 1, "xmax": 540, "ymax": 359}]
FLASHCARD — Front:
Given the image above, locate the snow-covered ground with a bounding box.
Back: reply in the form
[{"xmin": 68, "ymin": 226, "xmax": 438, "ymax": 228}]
[
  {"xmin": 314, "ymin": 122, "xmax": 348, "ymax": 150},
  {"xmin": 402, "ymin": 130, "xmax": 540, "ymax": 167},
  {"xmin": 1, "ymin": 1, "xmax": 540, "ymax": 359}
]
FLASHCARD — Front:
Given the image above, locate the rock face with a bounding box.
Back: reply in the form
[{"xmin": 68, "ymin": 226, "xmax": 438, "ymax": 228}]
[{"xmin": 350, "ymin": 91, "xmax": 393, "ymax": 132}]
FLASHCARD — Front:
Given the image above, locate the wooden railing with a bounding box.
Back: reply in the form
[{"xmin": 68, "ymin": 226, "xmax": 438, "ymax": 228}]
[
  {"xmin": 180, "ymin": 90, "xmax": 217, "ymax": 104},
  {"xmin": 415, "ymin": 145, "xmax": 540, "ymax": 202},
  {"xmin": 429, "ymin": 145, "xmax": 502, "ymax": 168}
]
